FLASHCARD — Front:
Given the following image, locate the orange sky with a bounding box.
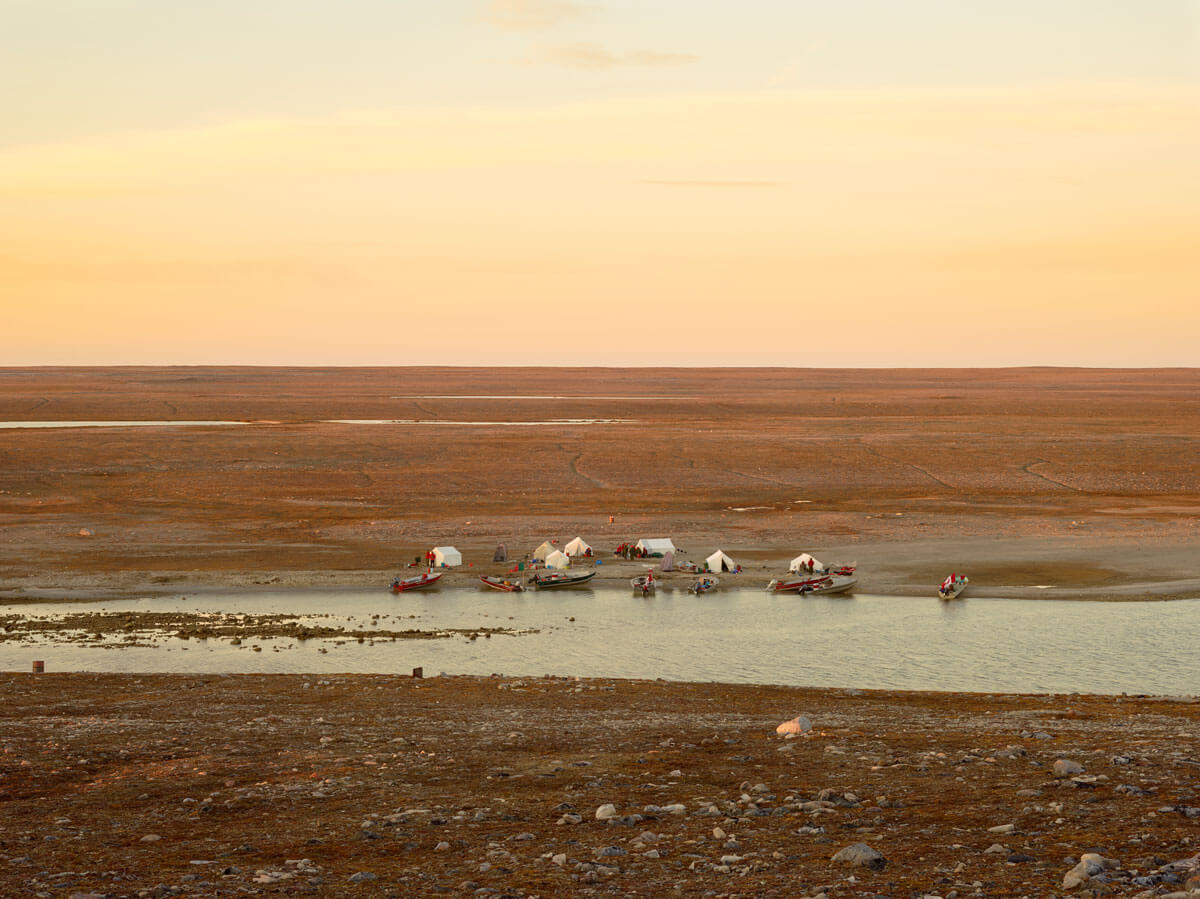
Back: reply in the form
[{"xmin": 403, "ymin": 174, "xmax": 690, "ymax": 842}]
[{"xmin": 3, "ymin": 4, "xmax": 1198, "ymax": 365}]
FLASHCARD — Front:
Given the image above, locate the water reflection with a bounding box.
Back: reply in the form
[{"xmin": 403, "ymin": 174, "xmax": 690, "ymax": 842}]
[{"xmin": 3, "ymin": 588, "xmax": 1197, "ymax": 695}]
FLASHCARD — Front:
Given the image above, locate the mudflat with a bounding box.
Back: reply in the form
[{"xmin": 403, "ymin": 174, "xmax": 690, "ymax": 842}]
[{"xmin": 0, "ymin": 367, "xmax": 1197, "ymax": 599}]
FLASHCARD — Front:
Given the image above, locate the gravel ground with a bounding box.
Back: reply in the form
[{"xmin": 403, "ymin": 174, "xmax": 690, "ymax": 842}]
[{"xmin": 1, "ymin": 673, "xmax": 1197, "ymax": 897}]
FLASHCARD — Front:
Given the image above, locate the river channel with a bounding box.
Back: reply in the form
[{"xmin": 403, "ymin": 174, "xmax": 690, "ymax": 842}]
[{"xmin": 2, "ymin": 588, "xmax": 1196, "ymax": 695}]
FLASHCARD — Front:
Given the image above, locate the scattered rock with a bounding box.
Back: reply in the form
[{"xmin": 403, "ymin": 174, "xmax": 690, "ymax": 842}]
[
  {"xmin": 1054, "ymin": 759, "xmax": 1086, "ymax": 777},
  {"xmin": 831, "ymin": 842, "xmax": 887, "ymax": 870}
]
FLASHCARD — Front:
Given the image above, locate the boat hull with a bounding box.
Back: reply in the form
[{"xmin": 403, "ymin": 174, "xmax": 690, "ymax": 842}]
[
  {"xmin": 802, "ymin": 575, "xmax": 857, "ymax": 596},
  {"xmin": 480, "ymin": 576, "xmax": 525, "ymax": 593},
  {"xmin": 390, "ymin": 572, "xmax": 444, "ymax": 593},
  {"xmin": 530, "ymin": 571, "xmax": 596, "ymax": 590}
]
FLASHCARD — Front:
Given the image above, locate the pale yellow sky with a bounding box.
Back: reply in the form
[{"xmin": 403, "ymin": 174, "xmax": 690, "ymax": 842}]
[{"xmin": 3, "ymin": 2, "xmax": 1198, "ymax": 365}]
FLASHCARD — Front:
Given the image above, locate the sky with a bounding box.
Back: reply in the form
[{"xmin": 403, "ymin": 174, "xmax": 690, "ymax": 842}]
[{"xmin": 3, "ymin": 0, "xmax": 1198, "ymax": 366}]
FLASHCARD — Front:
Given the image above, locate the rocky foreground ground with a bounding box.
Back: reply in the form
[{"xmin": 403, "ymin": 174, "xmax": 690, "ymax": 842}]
[{"xmin": 0, "ymin": 674, "xmax": 1197, "ymax": 898}]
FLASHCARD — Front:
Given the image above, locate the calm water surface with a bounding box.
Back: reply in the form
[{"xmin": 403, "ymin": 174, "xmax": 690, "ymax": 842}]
[{"xmin": 4, "ymin": 588, "xmax": 1197, "ymax": 695}]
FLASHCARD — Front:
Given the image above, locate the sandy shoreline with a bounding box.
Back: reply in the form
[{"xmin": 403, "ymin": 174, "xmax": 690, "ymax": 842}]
[{"xmin": 3, "ymin": 535, "xmax": 1198, "ymax": 604}]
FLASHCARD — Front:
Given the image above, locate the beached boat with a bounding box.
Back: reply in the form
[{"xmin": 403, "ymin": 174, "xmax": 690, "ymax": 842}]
[
  {"xmin": 801, "ymin": 574, "xmax": 857, "ymax": 596},
  {"xmin": 767, "ymin": 574, "xmax": 857, "ymax": 595},
  {"xmin": 528, "ymin": 570, "xmax": 596, "ymax": 590},
  {"xmin": 479, "ymin": 575, "xmax": 525, "ymax": 593},
  {"xmin": 766, "ymin": 575, "xmax": 828, "ymax": 593},
  {"xmin": 938, "ymin": 574, "xmax": 968, "ymax": 600},
  {"xmin": 688, "ymin": 576, "xmax": 719, "ymax": 595},
  {"xmin": 631, "ymin": 573, "xmax": 656, "ymax": 595},
  {"xmin": 390, "ymin": 571, "xmax": 443, "ymax": 593}
]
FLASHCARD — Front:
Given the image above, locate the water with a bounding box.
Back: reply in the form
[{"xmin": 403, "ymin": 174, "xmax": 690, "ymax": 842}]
[{"xmin": 4, "ymin": 588, "xmax": 1197, "ymax": 695}]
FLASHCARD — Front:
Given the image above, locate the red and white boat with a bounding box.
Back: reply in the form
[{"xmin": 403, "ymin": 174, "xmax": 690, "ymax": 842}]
[
  {"xmin": 938, "ymin": 573, "xmax": 968, "ymax": 600},
  {"xmin": 390, "ymin": 571, "xmax": 443, "ymax": 593},
  {"xmin": 767, "ymin": 574, "xmax": 857, "ymax": 595},
  {"xmin": 479, "ymin": 575, "xmax": 525, "ymax": 593}
]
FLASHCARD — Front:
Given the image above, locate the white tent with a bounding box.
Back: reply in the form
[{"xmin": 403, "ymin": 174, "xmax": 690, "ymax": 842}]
[
  {"xmin": 544, "ymin": 549, "xmax": 571, "ymax": 569},
  {"xmin": 432, "ymin": 546, "xmax": 462, "ymax": 567},
  {"xmin": 635, "ymin": 538, "xmax": 676, "ymax": 556},
  {"xmin": 706, "ymin": 550, "xmax": 737, "ymax": 572},
  {"xmin": 563, "ymin": 537, "xmax": 592, "ymax": 557},
  {"xmin": 532, "ymin": 540, "xmax": 556, "ymax": 561},
  {"xmin": 789, "ymin": 552, "xmax": 823, "ymax": 573}
]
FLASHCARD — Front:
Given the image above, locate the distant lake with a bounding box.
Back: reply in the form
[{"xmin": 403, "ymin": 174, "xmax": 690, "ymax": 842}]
[{"xmin": 3, "ymin": 588, "xmax": 1197, "ymax": 695}]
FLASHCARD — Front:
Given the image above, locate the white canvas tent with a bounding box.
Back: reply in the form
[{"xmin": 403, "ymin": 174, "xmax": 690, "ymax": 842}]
[
  {"xmin": 432, "ymin": 546, "xmax": 462, "ymax": 567},
  {"xmin": 789, "ymin": 552, "xmax": 823, "ymax": 573},
  {"xmin": 544, "ymin": 549, "xmax": 570, "ymax": 569},
  {"xmin": 635, "ymin": 538, "xmax": 676, "ymax": 556},
  {"xmin": 532, "ymin": 540, "xmax": 556, "ymax": 561},
  {"xmin": 706, "ymin": 550, "xmax": 737, "ymax": 572},
  {"xmin": 563, "ymin": 537, "xmax": 592, "ymax": 557}
]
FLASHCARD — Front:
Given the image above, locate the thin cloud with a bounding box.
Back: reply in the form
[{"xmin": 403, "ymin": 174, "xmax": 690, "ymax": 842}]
[
  {"xmin": 642, "ymin": 179, "xmax": 778, "ymax": 188},
  {"xmin": 530, "ymin": 42, "xmax": 697, "ymax": 69},
  {"xmin": 482, "ymin": 0, "xmax": 587, "ymax": 30}
]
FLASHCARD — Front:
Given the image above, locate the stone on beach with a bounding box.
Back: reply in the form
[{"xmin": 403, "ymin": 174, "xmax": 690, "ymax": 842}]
[
  {"xmin": 831, "ymin": 842, "xmax": 887, "ymax": 870},
  {"xmin": 776, "ymin": 715, "xmax": 812, "ymax": 735},
  {"xmin": 1062, "ymin": 853, "xmax": 1118, "ymax": 890},
  {"xmin": 595, "ymin": 803, "xmax": 618, "ymax": 821},
  {"xmin": 1053, "ymin": 758, "xmax": 1086, "ymax": 777}
]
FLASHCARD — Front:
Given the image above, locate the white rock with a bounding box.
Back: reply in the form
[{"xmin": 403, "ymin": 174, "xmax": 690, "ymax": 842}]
[
  {"xmin": 434, "ymin": 841, "xmax": 449, "ymax": 852},
  {"xmin": 984, "ymin": 843, "xmax": 1009, "ymax": 854},
  {"xmin": 1054, "ymin": 759, "xmax": 1086, "ymax": 777},
  {"xmin": 831, "ymin": 842, "xmax": 887, "ymax": 870},
  {"xmin": 552, "ymin": 853, "xmax": 567, "ymax": 866},
  {"xmin": 1062, "ymin": 852, "xmax": 1118, "ymax": 889},
  {"xmin": 595, "ymin": 803, "xmax": 618, "ymax": 821},
  {"xmin": 776, "ymin": 715, "xmax": 813, "ymax": 735},
  {"xmin": 988, "ymin": 823, "xmax": 1016, "ymax": 834}
]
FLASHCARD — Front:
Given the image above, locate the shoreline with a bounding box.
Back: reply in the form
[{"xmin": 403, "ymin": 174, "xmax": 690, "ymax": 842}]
[{"xmin": 4, "ymin": 534, "xmax": 1197, "ymax": 604}]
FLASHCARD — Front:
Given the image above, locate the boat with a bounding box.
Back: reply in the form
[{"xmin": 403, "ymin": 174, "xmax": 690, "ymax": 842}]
[
  {"xmin": 688, "ymin": 576, "xmax": 719, "ymax": 595},
  {"xmin": 800, "ymin": 574, "xmax": 857, "ymax": 596},
  {"xmin": 766, "ymin": 575, "xmax": 829, "ymax": 593},
  {"xmin": 390, "ymin": 571, "xmax": 444, "ymax": 593},
  {"xmin": 767, "ymin": 574, "xmax": 857, "ymax": 595},
  {"xmin": 938, "ymin": 573, "xmax": 968, "ymax": 600},
  {"xmin": 479, "ymin": 575, "xmax": 525, "ymax": 593},
  {"xmin": 631, "ymin": 572, "xmax": 656, "ymax": 595},
  {"xmin": 528, "ymin": 570, "xmax": 596, "ymax": 590}
]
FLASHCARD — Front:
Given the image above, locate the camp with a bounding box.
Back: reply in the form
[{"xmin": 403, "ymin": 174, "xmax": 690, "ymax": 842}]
[
  {"xmin": 705, "ymin": 549, "xmax": 737, "ymax": 572},
  {"xmin": 432, "ymin": 546, "xmax": 462, "ymax": 567},
  {"xmin": 563, "ymin": 537, "xmax": 592, "ymax": 557},
  {"xmin": 543, "ymin": 549, "xmax": 571, "ymax": 569},
  {"xmin": 635, "ymin": 538, "xmax": 676, "ymax": 557},
  {"xmin": 532, "ymin": 540, "xmax": 556, "ymax": 561},
  {"xmin": 789, "ymin": 552, "xmax": 823, "ymax": 573}
]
